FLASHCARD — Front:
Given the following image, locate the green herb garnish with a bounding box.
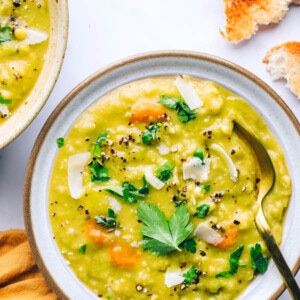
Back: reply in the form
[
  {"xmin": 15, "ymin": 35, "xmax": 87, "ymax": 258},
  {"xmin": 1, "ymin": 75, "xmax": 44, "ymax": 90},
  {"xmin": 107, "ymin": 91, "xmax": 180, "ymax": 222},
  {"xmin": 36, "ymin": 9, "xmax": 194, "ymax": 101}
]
[
  {"xmin": 155, "ymin": 161, "xmax": 174, "ymax": 183},
  {"xmin": 158, "ymin": 95, "xmax": 196, "ymax": 123},
  {"xmin": 193, "ymin": 148, "xmax": 204, "ymax": 161},
  {"xmin": 250, "ymin": 243, "xmax": 268, "ymax": 274},
  {"xmin": 95, "ymin": 208, "xmax": 117, "ymax": 232},
  {"xmin": 0, "ymin": 94, "xmax": 12, "ymax": 104},
  {"xmin": 183, "ymin": 266, "xmax": 201, "ymax": 285},
  {"xmin": 180, "ymin": 238, "xmax": 197, "ymax": 254},
  {"xmin": 78, "ymin": 244, "xmax": 87, "ymax": 254},
  {"xmin": 56, "ymin": 137, "xmax": 64, "ymax": 148},
  {"xmin": 0, "ymin": 26, "xmax": 13, "ymax": 43},
  {"xmin": 202, "ymin": 184, "xmax": 211, "ymax": 191},
  {"xmin": 194, "ymin": 204, "xmax": 210, "ymax": 218},
  {"xmin": 141, "ymin": 123, "xmax": 160, "ymax": 145},
  {"xmin": 216, "ymin": 245, "xmax": 245, "ymax": 278},
  {"xmin": 105, "ymin": 175, "xmax": 149, "ymax": 203},
  {"xmin": 89, "ymin": 160, "xmax": 110, "ymax": 182},
  {"xmin": 137, "ymin": 202, "xmax": 194, "ymax": 256},
  {"xmin": 93, "ymin": 130, "xmax": 109, "ymax": 157}
]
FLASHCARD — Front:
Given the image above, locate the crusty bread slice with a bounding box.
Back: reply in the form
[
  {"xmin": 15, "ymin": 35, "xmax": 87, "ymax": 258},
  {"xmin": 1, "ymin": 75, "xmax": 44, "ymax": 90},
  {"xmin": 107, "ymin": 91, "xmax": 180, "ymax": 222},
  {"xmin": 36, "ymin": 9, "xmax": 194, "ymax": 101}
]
[
  {"xmin": 263, "ymin": 41, "xmax": 300, "ymax": 98},
  {"xmin": 220, "ymin": 0, "xmax": 292, "ymax": 42}
]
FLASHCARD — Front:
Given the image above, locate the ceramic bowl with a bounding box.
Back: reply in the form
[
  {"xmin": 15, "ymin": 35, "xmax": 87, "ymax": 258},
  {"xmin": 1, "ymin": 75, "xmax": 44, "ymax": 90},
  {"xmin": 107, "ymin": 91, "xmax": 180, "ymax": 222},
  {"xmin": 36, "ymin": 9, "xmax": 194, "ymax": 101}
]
[
  {"xmin": 0, "ymin": 0, "xmax": 69, "ymax": 149},
  {"xmin": 24, "ymin": 51, "xmax": 300, "ymax": 299}
]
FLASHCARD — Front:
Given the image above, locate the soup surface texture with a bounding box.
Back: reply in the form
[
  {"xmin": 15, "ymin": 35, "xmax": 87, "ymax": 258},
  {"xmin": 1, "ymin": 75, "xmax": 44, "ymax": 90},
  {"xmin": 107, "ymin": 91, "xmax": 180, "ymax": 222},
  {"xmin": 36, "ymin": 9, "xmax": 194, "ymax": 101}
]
[
  {"xmin": 0, "ymin": 0, "xmax": 50, "ymax": 122},
  {"xmin": 49, "ymin": 76, "xmax": 291, "ymax": 299}
]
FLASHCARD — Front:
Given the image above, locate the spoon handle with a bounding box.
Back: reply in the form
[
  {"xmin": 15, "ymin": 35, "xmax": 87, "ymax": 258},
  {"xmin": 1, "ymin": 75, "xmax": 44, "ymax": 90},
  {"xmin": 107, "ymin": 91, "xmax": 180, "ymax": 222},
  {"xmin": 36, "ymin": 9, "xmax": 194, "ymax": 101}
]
[{"xmin": 256, "ymin": 209, "xmax": 300, "ymax": 300}]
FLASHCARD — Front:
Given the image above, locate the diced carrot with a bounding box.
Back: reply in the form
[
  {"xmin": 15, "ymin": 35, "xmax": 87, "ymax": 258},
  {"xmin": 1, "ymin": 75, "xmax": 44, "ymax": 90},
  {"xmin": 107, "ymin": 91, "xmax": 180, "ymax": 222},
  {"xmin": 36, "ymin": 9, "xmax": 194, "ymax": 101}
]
[
  {"xmin": 86, "ymin": 219, "xmax": 114, "ymax": 245},
  {"xmin": 110, "ymin": 243, "xmax": 140, "ymax": 268},
  {"xmin": 130, "ymin": 99, "xmax": 167, "ymax": 123},
  {"xmin": 216, "ymin": 225, "xmax": 238, "ymax": 248}
]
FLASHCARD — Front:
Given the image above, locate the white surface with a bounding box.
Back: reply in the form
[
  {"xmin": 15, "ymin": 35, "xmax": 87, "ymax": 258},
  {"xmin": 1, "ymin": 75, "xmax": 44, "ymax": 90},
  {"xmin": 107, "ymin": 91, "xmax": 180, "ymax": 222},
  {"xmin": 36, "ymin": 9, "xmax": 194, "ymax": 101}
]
[{"xmin": 0, "ymin": 1, "xmax": 299, "ymax": 298}]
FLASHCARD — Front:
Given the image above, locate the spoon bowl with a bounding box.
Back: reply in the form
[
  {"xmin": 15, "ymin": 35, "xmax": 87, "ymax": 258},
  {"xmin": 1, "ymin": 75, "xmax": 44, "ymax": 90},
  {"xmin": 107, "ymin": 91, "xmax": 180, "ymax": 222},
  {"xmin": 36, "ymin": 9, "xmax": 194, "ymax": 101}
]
[{"xmin": 234, "ymin": 122, "xmax": 300, "ymax": 299}]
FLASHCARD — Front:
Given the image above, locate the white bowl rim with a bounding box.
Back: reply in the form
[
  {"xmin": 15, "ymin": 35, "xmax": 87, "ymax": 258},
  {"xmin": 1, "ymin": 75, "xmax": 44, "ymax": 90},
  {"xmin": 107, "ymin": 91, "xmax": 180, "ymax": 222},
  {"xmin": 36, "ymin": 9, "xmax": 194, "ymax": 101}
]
[{"xmin": 24, "ymin": 50, "xmax": 300, "ymax": 300}]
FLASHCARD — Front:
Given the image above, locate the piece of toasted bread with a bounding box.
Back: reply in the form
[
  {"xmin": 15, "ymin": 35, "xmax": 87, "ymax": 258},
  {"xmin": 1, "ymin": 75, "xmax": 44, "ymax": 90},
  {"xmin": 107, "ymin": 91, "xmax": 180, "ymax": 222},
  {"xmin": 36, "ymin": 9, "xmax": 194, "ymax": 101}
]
[
  {"xmin": 263, "ymin": 41, "xmax": 300, "ymax": 98},
  {"xmin": 220, "ymin": 0, "xmax": 292, "ymax": 42}
]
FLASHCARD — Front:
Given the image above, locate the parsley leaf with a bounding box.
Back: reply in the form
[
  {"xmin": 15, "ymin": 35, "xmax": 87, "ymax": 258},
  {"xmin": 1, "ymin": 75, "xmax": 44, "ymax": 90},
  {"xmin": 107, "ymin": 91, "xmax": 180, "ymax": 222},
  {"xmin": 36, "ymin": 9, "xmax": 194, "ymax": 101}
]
[
  {"xmin": 183, "ymin": 266, "xmax": 201, "ymax": 285},
  {"xmin": 89, "ymin": 160, "xmax": 110, "ymax": 183},
  {"xmin": 142, "ymin": 123, "xmax": 160, "ymax": 145},
  {"xmin": 0, "ymin": 26, "xmax": 13, "ymax": 43},
  {"xmin": 194, "ymin": 204, "xmax": 210, "ymax": 218},
  {"xmin": 155, "ymin": 161, "xmax": 174, "ymax": 183},
  {"xmin": 93, "ymin": 130, "xmax": 109, "ymax": 157},
  {"xmin": 105, "ymin": 175, "xmax": 149, "ymax": 203},
  {"xmin": 180, "ymin": 238, "xmax": 197, "ymax": 254},
  {"xmin": 78, "ymin": 244, "xmax": 87, "ymax": 254},
  {"xmin": 193, "ymin": 148, "xmax": 204, "ymax": 161},
  {"xmin": 95, "ymin": 208, "xmax": 117, "ymax": 232},
  {"xmin": 56, "ymin": 137, "xmax": 64, "ymax": 148},
  {"xmin": 0, "ymin": 94, "xmax": 12, "ymax": 104},
  {"xmin": 216, "ymin": 245, "xmax": 244, "ymax": 278},
  {"xmin": 158, "ymin": 95, "xmax": 196, "ymax": 123},
  {"xmin": 137, "ymin": 203, "xmax": 194, "ymax": 256},
  {"xmin": 202, "ymin": 184, "xmax": 211, "ymax": 191},
  {"xmin": 250, "ymin": 243, "xmax": 268, "ymax": 274}
]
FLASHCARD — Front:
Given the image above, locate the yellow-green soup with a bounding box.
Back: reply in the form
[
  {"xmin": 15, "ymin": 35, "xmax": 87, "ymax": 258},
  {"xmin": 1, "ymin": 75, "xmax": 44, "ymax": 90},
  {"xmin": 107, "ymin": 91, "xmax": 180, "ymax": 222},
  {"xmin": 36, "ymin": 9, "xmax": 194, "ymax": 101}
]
[
  {"xmin": 49, "ymin": 76, "xmax": 291, "ymax": 299},
  {"xmin": 0, "ymin": 0, "xmax": 50, "ymax": 122}
]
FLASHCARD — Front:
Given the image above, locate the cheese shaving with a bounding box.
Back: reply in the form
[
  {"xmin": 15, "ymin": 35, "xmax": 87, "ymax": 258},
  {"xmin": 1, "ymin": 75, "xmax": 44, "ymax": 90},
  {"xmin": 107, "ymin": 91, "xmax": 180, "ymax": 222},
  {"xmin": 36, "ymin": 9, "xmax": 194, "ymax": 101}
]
[
  {"xmin": 194, "ymin": 222, "xmax": 223, "ymax": 246},
  {"xmin": 174, "ymin": 76, "xmax": 203, "ymax": 110},
  {"xmin": 182, "ymin": 157, "xmax": 210, "ymax": 182},
  {"xmin": 68, "ymin": 152, "xmax": 90, "ymax": 199},
  {"xmin": 210, "ymin": 143, "xmax": 238, "ymax": 182}
]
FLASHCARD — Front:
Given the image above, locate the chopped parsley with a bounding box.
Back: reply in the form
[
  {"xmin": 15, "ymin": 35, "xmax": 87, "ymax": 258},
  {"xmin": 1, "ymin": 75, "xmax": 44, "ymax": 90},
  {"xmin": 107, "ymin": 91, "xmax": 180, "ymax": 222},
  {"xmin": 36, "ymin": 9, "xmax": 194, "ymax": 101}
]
[
  {"xmin": 56, "ymin": 137, "xmax": 64, "ymax": 148},
  {"xmin": 216, "ymin": 245, "xmax": 245, "ymax": 278},
  {"xmin": 180, "ymin": 238, "xmax": 197, "ymax": 254},
  {"xmin": 141, "ymin": 123, "xmax": 160, "ymax": 145},
  {"xmin": 95, "ymin": 208, "xmax": 117, "ymax": 232},
  {"xmin": 105, "ymin": 175, "xmax": 149, "ymax": 203},
  {"xmin": 183, "ymin": 266, "xmax": 201, "ymax": 285},
  {"xmin": 0, "ymin": 26, "xmax": 13, "ymax": 43},
  {"xmin": 155, "ymin": 161, "xmax": 174, "ymax": 183},
  {"xmin": 158, "ymin": 95, "xmax": 196, "ymax": 123},
  {"xmin": 250, "ymin": 243, "xmax": 268, "ymax": 274},
  {"xmin": 137, "ymin": 202, "xmax": 194, "ymax": 256},
  {"xmin": 0, "ymin": 94, "xmax": 12, "ymax": 105},
  {"xmin": 89, "ymin": 160, "xmax": 110, "ymax": 183},
  {"xmin": 193, "ymin": 148, "xmax": 204, "ymax": 161},
  {"xmin": 93, "ymin": 130, "xmax": 109, "ymax": 157},
  {"xmin": 78, "ymin": 244, "xmax": 87, "ymax": 254},
  {"xmin": 202, "ymin": 184, "xmax": 211, "ymax": 191},
  {"xmin": 194, "ymin": 204, "xmax": 210, "ymax": 218}
]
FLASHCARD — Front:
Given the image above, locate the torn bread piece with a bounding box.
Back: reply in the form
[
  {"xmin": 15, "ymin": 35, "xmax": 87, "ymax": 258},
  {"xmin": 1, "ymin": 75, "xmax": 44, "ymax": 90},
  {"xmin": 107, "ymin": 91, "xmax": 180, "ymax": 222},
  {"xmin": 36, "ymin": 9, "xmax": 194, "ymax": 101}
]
[
  {"xmin": 220, "ymin": 0, "xmax": 292, "ymax": 42},
  {"xmin": 263, "ymin": 41, "xmax": 300, "ymax": 99}
]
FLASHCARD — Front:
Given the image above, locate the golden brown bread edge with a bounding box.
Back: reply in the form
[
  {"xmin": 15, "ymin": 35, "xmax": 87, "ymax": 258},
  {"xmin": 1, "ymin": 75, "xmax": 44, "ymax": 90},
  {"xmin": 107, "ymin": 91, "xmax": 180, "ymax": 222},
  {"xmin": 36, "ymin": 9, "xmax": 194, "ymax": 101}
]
[{"xmin": 220, "ymin": 0, "xmax": 299, "ymax": 43}]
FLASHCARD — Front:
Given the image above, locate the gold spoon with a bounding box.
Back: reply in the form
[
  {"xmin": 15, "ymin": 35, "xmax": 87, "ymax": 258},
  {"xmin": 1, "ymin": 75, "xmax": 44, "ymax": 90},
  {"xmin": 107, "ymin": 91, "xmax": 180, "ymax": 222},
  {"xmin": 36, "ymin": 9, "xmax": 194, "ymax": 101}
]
[{"xmin": 234, "ymin": 122, "xmax": 300, "ymax": 299}]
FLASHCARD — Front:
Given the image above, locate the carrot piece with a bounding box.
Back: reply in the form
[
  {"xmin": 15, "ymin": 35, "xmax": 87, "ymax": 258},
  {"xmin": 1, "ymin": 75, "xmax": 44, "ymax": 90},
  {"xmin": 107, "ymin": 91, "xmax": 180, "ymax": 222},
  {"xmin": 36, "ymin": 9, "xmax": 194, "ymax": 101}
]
[
  {"xmin": 86, "ymin": 219, "xmax": 114, "ymax": 245},
  {"xmin": 216, "ymin": 225, "xmax": 238, "ymax": 248},
  {"xmin": 110, "ymin": 243, "xmax": 140, "ymax": 268},
  {"xmin": 130, "ymin": 99, "xmax": 167, "ymax": 123}
]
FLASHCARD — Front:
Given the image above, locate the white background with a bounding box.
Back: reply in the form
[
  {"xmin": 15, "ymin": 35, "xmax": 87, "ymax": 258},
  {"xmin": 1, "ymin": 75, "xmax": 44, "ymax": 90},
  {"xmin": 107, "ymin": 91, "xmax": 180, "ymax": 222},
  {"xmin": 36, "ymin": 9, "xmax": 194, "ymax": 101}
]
[{"xmin": 0, "ymin": 1, "xmax": 299, "ymax": 298}]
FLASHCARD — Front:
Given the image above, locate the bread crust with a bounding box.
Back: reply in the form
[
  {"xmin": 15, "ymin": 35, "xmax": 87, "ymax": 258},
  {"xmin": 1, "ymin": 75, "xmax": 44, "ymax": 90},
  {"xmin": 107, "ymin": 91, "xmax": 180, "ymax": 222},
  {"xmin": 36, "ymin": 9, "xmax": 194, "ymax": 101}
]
[
  {"xmin": 220, "ymin": 0, "xmax": 292, "ymax": 42},
  {"xmin": 263, "ymin": 41, "xmax": 300, "ymax": 98}
]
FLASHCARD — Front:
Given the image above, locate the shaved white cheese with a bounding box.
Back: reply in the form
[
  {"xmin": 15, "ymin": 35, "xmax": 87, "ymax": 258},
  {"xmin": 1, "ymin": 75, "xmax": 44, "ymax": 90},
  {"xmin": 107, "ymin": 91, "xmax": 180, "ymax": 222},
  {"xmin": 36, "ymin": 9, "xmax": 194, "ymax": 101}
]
[
  {"xmin": 194, "ymin": 222, "xmax": 223, "ymax": 246},
  {"xmin": 157, "ymin": 142, "xmax": 170, "ymax": 155},
  {"xmin": 174, "ymin": 76, "xmax": 203, "ymax": 109},
  {"xmin": 108, "ymin": 197, "xmax": 122, "ymax": 213},
  {"xmin": 145, "ymin": 171, "xmax": 165, "ymax": 190},
  {"xmin": 25, "ymin": 28, "xmax": 48, "ymax": 45},
  {"xmin": 68, "ymin": 152, "xmax": 90, "ymax": 199},
  {"xmin": 164, "ymin": 270, "xmax": 185, "ymax": 287},
  {"xmin": 0, "ymin": 104, "xmax": 9, "ymax": 117},
  {"xmin": 182, "ymin": 157, "xmax": 210, "ymax": 181},
  {"xmin": 210, "ymin": 143, "xmax": 238, "ymax": 182}
]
